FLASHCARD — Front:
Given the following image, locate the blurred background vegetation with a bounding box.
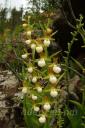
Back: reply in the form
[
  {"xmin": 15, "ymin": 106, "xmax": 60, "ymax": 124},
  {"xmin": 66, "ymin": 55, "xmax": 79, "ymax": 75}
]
[
  {"xmin": 0, "ymin": 7, "xmax": 24, "ymax": 77},
  {"xmin": 0, "ymin": 0, "xmax": 60, "ymax": 76}
]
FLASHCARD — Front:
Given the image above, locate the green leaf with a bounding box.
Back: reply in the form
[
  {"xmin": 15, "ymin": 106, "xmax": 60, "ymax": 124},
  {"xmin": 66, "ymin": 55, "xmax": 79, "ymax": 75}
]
[
  {"xmin": 50, "ymin": 51, "xmax": 61, "ymax": 58},
  {"xmin": 71, "ymin": 57, "xmax": 84, "ymax": 70},
  {"xmin": 69, "ymin": 100, "xmax": 84, "ymax": 113}
]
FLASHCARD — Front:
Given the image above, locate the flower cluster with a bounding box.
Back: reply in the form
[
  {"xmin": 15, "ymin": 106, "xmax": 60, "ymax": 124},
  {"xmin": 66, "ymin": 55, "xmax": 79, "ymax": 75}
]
[{"xmin": 21, "ymin": 16, "xmax": 62, "ymax": 124}]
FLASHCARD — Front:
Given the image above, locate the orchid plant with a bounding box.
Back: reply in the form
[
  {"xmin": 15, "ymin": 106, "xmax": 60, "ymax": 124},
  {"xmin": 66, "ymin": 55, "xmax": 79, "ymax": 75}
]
[{"xmin": 21, "ymin": 15, "xmax": 63, "ymax": 128}]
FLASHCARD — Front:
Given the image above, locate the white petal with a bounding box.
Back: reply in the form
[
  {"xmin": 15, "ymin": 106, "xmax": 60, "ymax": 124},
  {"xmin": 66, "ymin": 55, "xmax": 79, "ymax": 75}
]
[
  {"xmin": 39, "ymin": 115, "xmax": 46, "ymax": 123},
  {"xmin": 38, "ymin": 58, "xmax": 46, "ymax": 67},
  {"xmin": 53, "ymin": 65, "xmax": 61, "ymax": 73},
  {"xmin": 50, "ymin": 89, "xmax": 58, "ymax": 97},
  {"xmin": 36, "ymin": 46, "xmax": 43, "ymax": 53},
  {"xmin": 49, "ymin": 75, "xmax": 57, "ymax": 84}
]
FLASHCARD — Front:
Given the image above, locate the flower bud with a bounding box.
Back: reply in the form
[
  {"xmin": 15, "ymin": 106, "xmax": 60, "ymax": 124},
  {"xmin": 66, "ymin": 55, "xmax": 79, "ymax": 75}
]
[
  {"xmin": 36, "ymin": 87, "xmax": 42, "ymax": 93},
  {"xmin": 43, "ymin": 39, "xmax": 50, "ymax": 47},
  {"xmin": 46, "ymin": 28, "xmax": 52, "ymax": 34},
  {"xmin": 53, "ymin": 65, "xmax": 61, "ymax": 74},
  {"xmin": 21, "ymin": 53, "xmax": 28, "ymax": 59},
  {"xmin": 49, "ymin": 75, "xmax": 57, "ymax": 84},
  {"xmin": 50, "ymin": 88, "xmax": 58, "ymax": 98},
  {"xmin": 23, "ymin": 23, "xmax": 27, "ymax": 27},
  {"xmin": 25, "ymin": 40, "xmax": 31, "ymax": 45},
  {"xmin": 22, "ymin": 19, "xmax": 26, "ymax": 22},
  {"xmin": 43, "ymin": 102, "xmax": 51, "ymax": 111},
  {"xmin": 39, "ymin": 115, "xmax": 46, "ymax": 123},
  {"xmin": 38, "ymin": 58, "xmax": 46, "ymax": 67},
  {"xmin": 32, "ymin": 95, "xmax": 37, "ymax": 100},
  {"xmin": 36, "ymin": 46, "xmax": 43, "ymax": 53},
  {"xmin": 22, "ymin": 87, "xmax": 27, "ymax": 94},
  {"xmin": 31, "ymin": 44, "xmax": 36, "ymax": 50},
  {"xmin": 28, "ymin": 67, "xmax": 33, "ymax": 73},
  {"xmin": 32, "ymin": 77, "xmax": 37, "ymax": 83},
  {"xmin": 27, "ymin": 31, "xmax": 31, "ymax": 36},
  {"xmin": 28, "ymin": 16, "xmax": 31, "ymax": 19},
  {"xmin": 34, "ymin": 106, "xmax": 40, "ymax": 112}
]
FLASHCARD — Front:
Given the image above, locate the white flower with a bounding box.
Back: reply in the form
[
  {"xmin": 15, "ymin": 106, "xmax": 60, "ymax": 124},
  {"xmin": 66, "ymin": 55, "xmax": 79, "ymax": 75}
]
[
  {"xmin": 25, "ymin": 40, "xmax": 31, "ymax": 45},
  {"xmin": 38, "ymin": 58, "xmax": 46, "ymax": 67},
  {"xmin": 36, "ymin": 87, "xmax": 42, "ymax": 93},
  {"xmin": 43, "ymin": 39, "xmax": 50, "ymax": 47},
  {"xmin": 27, "ymin": 31, "xmax": 31, "ymax": 36},
  {"xmin": 34, "ymin": 106, "xmax": 40, "ymax": 112},
  {"xmin": 32, "ymin": 94, "xmax": 37, "ymax": 100},
  {"xmin": 28, "ymin": 67, "xmax": 33, "ymax": 73},
  {"xmin": 39, "ymin": 115, "xmax": 46, "ymax": 123},
  {"xmin": 49, "ymin": 75, "xmax": 57, "ymax": 84},
  {"xmin": 36, "ymin": 46, "xmax": 43, "ymax": 53},
  {"xmin": 21, "ymin": 53, "xmax": 28, "ymax": 59},
  {"xmin": 22, "ymin": 87, "xmax": 27, "ymax": 94},
  {"xmin": 31, "ymin": 44, "xmax": 36, "ymax": 50},
  {"xmin": 32, "ymin": 76, "xmax": 37, "ymax": 83},
  {"xmin": 50, "ymin": 88, "xmax": 58, "ymax": 98},
  {"xmin": 53, "ymin": 65, "xmax": 61, "ymax": 74},
  {"xmin": 43, "ymin": 102, "xmax": 51, "ymax": 111}
]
